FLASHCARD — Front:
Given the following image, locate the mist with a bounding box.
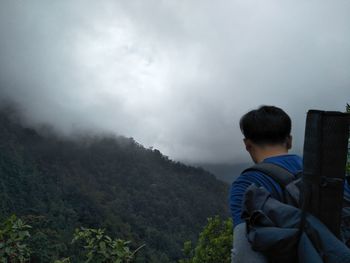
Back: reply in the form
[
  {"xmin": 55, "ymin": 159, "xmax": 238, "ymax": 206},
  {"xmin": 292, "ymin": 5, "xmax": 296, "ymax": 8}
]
[{"xmin": 0, "ymin": 0, "xmax": 349, "ymax": 163}]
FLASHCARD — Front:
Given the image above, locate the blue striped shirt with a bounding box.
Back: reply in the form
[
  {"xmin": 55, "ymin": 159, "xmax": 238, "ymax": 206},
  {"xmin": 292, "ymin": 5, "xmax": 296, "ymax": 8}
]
[{"xmin": 229, "ymin": 154, "xmax": 303, "ymax": 227}]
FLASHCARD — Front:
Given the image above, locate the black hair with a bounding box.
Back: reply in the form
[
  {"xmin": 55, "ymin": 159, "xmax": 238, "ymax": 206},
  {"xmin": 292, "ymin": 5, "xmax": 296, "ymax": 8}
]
[{"xmin": 239, "ymin": 105, "xmax": 291, "ymax": 145}]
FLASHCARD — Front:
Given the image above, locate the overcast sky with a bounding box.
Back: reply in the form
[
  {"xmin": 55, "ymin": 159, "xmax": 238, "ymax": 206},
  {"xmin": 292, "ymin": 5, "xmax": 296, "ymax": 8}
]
[{"xmin": 0, "ymin": 0, "xmax": 349, "ymax": 163}]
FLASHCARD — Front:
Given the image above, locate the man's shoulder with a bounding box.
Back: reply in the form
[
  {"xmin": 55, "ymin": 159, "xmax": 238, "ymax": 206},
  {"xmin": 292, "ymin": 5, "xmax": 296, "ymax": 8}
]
[
  {"xmin": 231, "ymin": 161, "xmax": 289, "ymax": 199},
  {"xmin": 262, "ymin": 154, "xmax": 303, "ymax": 174},
  {"xmin": 231, "ymin": 168, "xmax": 277, "ymax": 191},
  {"xmin": 232, "ymin": 170, "xmax": 263, "ymax": 185}
]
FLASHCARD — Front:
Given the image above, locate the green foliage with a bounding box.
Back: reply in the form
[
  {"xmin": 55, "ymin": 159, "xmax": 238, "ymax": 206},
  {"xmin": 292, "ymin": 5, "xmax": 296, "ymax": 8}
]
[
  {"xmin": 0, "ymin": 215, "xmax": 31, "ymax": 263},
  {"xmin": 179, "ymin": 216, "xmax": 233, "ymax": 263},
  {"xmin": 0, "ymin": 214, "xmax": 144, "ymax": 263},
  {"xmin": 0, "ymin": 106, "xmax": 229, "ymax": 262},
  {"xmin": 24, "ymin": 215, "xmax": 68, "ymax": 262},
  {"xmin": 53, "ymin": 258, "xmax": 71, "ymax": 263},
  {"xmin": 72, "ymin": 227, "xmax": 144, "ymax": 263}
]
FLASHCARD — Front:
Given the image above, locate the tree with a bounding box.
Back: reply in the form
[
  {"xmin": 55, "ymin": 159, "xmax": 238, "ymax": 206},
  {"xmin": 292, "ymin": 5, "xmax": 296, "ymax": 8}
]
[
  {"xmin": 72, "ymin": 227, "xmax": 144, "ymax": 263},
  {"xmin": 0, "ymin": 215, "xmax": 31, "ymax": 263},
  {"xmin": 179, "ymin": 216, "xmax": 233, "ymax": 263}
]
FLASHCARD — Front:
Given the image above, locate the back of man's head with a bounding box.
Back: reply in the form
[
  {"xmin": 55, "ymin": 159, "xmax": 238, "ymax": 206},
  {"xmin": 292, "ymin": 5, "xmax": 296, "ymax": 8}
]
[{"xmin": 240, "ymin": 105, "xmax": 291, "ymax": 146}]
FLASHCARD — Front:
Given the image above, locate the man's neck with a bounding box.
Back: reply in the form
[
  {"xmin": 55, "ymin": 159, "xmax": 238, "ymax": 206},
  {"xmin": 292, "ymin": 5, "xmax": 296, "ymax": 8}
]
[{"xmin": 254, "ymin": 146, "xmax": 289, "ymax": 163}]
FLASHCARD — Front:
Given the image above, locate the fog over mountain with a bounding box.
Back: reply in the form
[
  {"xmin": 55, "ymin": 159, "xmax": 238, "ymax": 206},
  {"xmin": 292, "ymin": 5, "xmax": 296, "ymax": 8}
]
[{"xmin": 0, "ymin": 0, "xmax": 349, "ymax": 164}]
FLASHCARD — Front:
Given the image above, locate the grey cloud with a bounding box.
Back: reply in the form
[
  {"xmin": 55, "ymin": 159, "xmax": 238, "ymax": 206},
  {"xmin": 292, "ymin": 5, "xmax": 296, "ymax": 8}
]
[{"xmin": 0, "ymin": 0, "xmax": 349, "ymax": 164}]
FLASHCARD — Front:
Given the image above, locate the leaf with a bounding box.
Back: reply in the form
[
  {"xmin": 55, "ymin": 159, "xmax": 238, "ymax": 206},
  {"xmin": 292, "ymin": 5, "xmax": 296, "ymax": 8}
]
[{"xmin": 99, "ymin": 241, "xmax": 106, "ymax": 252}]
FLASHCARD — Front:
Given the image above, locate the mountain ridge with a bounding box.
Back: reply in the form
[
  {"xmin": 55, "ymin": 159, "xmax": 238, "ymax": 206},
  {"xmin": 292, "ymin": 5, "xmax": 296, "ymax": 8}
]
[{"xmin": 0, "ymin": 106, "xmax": 229, "ymax": 262}]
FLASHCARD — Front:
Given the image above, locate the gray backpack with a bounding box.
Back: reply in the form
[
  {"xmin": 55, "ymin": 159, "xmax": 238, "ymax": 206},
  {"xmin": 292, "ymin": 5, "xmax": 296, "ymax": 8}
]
[
  {"xmin": 242, "ymin": 162, "xmax": 302, "ymax": 208},
  {"xmin": 242, "ymin": 162, "xmax": 350, "ymax": 263}
]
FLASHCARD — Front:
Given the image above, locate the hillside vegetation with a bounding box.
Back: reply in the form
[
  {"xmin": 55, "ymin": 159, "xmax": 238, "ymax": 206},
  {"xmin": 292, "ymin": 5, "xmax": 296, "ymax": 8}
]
[{"xmin": 0, "ymin": 106, "xmax": 229, "ymax": 262}]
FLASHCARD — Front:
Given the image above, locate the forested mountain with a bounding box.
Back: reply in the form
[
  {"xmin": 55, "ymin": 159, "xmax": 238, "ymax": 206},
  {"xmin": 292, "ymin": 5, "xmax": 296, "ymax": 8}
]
[{"xmin": 0, "ymin": 106, "xmax": 229, "ymax": 262}]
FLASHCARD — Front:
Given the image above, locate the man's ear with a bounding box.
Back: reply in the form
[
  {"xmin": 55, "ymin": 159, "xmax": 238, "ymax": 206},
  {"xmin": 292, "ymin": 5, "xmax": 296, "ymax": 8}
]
[
  {"xmin": 243, "ymin": 138, "xmax": 252, "ymax": 152},
  {"xmin": 286, "ymin": 135, "xmax": 292, "ymax": 150}
]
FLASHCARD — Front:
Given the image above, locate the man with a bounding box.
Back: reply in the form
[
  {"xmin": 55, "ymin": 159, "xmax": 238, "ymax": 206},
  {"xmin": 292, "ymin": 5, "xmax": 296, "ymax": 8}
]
[{"xmin": 230, "ymin": 105, "xmax": 303, "ymax": 262}]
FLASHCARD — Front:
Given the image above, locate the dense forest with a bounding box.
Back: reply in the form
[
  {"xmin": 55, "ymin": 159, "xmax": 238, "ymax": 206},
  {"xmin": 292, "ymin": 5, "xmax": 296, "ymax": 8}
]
[{"xmin": 0, "ymin": 106, "xmax": 229, "ymax": 262}]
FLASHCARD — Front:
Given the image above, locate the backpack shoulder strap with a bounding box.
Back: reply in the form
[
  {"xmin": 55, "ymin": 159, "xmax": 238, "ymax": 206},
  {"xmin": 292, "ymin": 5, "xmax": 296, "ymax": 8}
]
[{"xmin": 242, "ymin": 162, "xmax": 295, "ymax": 188}]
